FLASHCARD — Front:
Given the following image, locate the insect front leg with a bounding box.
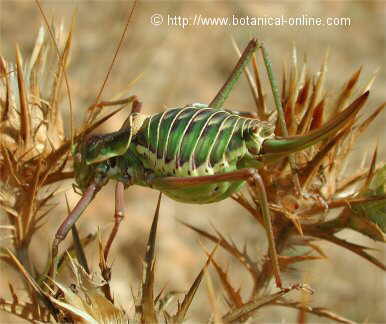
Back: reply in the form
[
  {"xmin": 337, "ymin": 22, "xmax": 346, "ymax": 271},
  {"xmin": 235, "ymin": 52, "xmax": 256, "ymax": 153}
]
[
  {"xmin": 148, "ymin": 168, "xmax": 282, "ymax": 289},
  {"xmin": 50, "ymin": 183, "xmax": 99, "ymax": 277}
]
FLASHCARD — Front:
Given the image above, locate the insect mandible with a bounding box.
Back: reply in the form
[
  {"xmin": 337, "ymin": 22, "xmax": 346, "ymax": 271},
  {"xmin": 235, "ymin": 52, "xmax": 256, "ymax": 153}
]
[{"xmin": 52, "ymin": 39, "xmax": 368, "ymax": 289}]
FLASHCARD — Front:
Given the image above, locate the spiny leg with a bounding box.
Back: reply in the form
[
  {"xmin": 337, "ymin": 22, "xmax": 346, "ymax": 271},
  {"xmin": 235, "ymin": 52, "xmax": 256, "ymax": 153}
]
[
  {"xmin": 149, "ymin": 168, "xmax": 282, "ymax": 289},
  {"xmin": 103, "ymin": 181, "xmax": 126, "ymax": 261},
  {"xmin": 98, "ymin": 181, "xmax": 126, "ymax": 302},
  {"xmin": 209, "ymin": 39, "xmax": 259, "ymax": 109},
  {"xmin": 50, "ymin": 183, "xmax": 99, "ymax": 278}
]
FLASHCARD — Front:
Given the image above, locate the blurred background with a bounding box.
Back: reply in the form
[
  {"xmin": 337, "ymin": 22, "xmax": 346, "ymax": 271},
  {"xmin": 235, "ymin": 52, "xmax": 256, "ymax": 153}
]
[{"xmin": 1, "ymin": 1, "xmax": 385, "ymax": 322}]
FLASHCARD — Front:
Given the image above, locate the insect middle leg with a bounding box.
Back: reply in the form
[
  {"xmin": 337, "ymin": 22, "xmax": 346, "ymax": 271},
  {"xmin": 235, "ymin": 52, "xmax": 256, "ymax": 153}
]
[
  {"xmin": 149, "ymin": 168, "xmax": 282, "ymax": 289},
  {"xmin": 104, "ymin": 181, "xmax": 126, "ymax": 260},
  {"xmin": 94, "ymin": 100, "xmax": 141, "ymax": 259}
]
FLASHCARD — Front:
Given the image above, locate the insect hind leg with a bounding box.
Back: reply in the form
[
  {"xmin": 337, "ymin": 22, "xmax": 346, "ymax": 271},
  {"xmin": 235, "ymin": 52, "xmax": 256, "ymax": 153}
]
[{"xmin": 148, "ymin": 168, "xmax": 282, "ymax": 289}]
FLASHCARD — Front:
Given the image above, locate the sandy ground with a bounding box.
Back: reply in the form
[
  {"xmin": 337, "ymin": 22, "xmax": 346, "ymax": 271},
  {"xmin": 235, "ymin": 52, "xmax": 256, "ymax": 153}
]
[{"xmin": 1, "ymin": 1, "xmax": 385, "ymax": 323}]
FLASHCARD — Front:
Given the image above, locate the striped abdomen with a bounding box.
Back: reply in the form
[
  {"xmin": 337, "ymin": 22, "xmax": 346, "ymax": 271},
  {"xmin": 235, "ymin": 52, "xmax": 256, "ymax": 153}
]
[{"xmin": 133, "ymin": 107, "xmax": 273, "ymax": 177}]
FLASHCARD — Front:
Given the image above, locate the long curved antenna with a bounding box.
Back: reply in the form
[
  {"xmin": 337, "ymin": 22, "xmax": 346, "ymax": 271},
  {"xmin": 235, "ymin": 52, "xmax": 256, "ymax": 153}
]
[
  {"xmin": 34, "ymin": 0, "xmax": 74, "ymax": 145},
  {"xmin": 88, "ymin": 0, "xmax": 138, "ymax": 124}
]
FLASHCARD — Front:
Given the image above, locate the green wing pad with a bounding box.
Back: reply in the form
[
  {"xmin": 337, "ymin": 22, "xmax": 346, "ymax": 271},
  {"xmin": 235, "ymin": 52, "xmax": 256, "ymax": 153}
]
[{"xmin": 85, "ymin": 128, "xmax": 132, "ymax": 164}]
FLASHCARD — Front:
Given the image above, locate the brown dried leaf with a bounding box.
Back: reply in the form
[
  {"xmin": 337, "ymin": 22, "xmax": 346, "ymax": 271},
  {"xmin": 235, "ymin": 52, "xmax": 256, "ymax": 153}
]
[
  {"xmin": 222, "ymin": 284, "xmax": 302, "ymax": 323},
  {"xmin": 180, "ymin": 221, "xmax": 259, "ymax": 282},
  {"xmin": 335, "ymin": 67, "xmax": 362, "ymax": 113},
  {"xmin": 210, "ymin": 258, "xmax": 243, "ymax": 308},
  {"xmin": 273, "ymin": 300, "xmax": 356, "ymax": 324},
  {"xmin": 15, "ymin": 45, "xmax": 31, "ymax": 148},
  {"xmin": 141, "ymin": 193, "xmax": 162, "ymax": 324},
  {"xmin": 0, "ymin": 296, "xmax": 50, "ymax": 323},
  {"xmin": 172, "ymin": 247, "xmax": 216, "ymax": 323},
  {"xmin": 311, "ymin": 233, "xmax": 385, "ymax": 270}
]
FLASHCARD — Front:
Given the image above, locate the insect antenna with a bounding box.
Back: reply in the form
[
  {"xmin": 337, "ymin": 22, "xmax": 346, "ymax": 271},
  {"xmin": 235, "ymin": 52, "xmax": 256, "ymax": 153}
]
[
  {"xmin": 34, "ymin": 0, "xmax": 74, "ymax": 146},
  {"xmin": 35, "ymin": 0, "xmax": 138, "ymax": 145},
  {"xmin": 87, "ymin": 0, "xmax": 138, "ymax": 125}
]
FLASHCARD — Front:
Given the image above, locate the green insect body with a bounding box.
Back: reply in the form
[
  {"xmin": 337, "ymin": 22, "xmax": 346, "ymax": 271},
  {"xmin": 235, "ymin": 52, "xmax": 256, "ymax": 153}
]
[
  {"xmin": 75, "ymin": 105, "xmax": 275, "ymax": 204},
  {"xmin": 74, "ymin": 88, "xmax": 366, "ymax": 205}
]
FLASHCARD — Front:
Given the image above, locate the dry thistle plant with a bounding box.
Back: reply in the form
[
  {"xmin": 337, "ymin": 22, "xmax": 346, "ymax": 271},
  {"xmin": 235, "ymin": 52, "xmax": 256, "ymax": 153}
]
[{"xmin": 0, "ymin": 17, "xmax": 385, "ymax": 324}]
